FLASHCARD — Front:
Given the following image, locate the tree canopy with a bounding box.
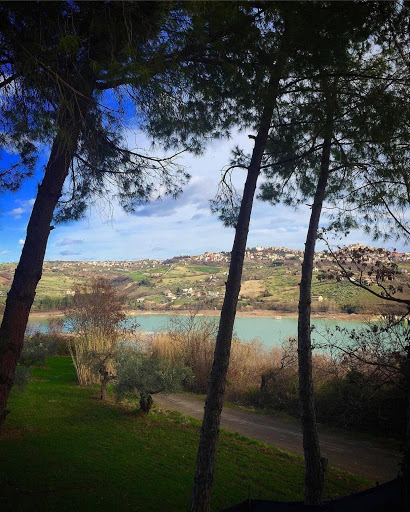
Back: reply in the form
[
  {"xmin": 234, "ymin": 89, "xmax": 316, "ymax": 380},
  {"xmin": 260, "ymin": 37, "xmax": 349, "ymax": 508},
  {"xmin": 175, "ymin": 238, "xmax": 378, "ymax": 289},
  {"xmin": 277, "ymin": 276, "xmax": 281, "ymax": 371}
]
[
  {"xmin": 0, "ymin": 0, "xmax": 193, "ymax": 429},
  {"xmin": 0, "ymin": 1, "xmax": 189, "ymax": 218}
]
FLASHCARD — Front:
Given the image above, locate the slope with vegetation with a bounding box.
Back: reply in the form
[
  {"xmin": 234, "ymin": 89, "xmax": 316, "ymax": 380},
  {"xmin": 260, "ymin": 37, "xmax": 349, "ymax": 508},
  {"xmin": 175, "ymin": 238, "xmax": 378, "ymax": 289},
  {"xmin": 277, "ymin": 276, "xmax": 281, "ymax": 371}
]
[
  {"xmin": 1, "ymin": 245, "xmax": 408, "ymax": 316},
  {"xmin": 0, "ymin": 356, "xmax": 370, "ymax": 511}
]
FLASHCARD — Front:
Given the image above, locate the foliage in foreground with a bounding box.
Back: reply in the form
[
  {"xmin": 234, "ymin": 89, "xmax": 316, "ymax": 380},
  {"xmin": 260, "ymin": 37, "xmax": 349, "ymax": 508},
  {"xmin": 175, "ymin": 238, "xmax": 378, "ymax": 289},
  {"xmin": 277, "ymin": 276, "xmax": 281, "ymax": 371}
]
[
  {"xmin": 0, "ymin": 357, "xmax": 370, "ymax": 511},
  {"xmin": 150, "ymin": 314, "xmax": 409, "ymax": 439},
  {"xmin": 114, "ymin": 348, "xmax": 192, "ymax": 412}
]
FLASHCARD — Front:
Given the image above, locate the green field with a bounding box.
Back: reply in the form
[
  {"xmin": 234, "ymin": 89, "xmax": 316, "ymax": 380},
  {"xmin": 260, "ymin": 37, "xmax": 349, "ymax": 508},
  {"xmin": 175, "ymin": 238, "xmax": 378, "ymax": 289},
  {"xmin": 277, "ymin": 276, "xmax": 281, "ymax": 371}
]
[
  {"xmin": 311, "ymin": 280, "xmax": 382, "ymax": 308},
  {"xmin": 187, "ymin": 266, "xmax": 222, "ymax": 274},
  {"xmin": 35, "ymin": 274, "xmax": 82, "ymax": 297},
  {"xmin": 130, "ymin": 271, "xmax": 149, "ymax": 282},
  {"xmin": 265, "ymin": 272, "xmax": 300, "ymax": 302},
  {"xmin": 0, "ymin": 357, "xmax": 369, "ymax": 511},
  {"xmin": 2, "ymin": 255, "xmax": 408, "ymax": 313}
]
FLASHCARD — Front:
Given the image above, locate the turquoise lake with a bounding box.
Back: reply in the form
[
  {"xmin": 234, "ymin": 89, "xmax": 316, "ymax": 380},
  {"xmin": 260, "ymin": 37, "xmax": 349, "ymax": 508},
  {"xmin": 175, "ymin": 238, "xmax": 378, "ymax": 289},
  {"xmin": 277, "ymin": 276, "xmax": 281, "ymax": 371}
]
[{"xmin": 27, "ymin": 313, "xmax": 367, "ymax": 349}]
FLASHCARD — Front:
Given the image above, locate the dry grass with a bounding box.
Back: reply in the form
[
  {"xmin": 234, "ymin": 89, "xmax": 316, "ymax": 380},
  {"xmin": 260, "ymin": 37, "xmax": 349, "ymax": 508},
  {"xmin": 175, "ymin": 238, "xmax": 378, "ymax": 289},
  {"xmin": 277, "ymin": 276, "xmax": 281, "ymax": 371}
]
[
  {"xmin": 147, "ymin": 314, "xmax": 339, "ymax": 405},
  {"xmin": 241, "ymin": 280, "xmax": 266, "ymax": 298},
  {"xmin": 68, "ymin": 329, "xmax": 117, "ymax": 385}
]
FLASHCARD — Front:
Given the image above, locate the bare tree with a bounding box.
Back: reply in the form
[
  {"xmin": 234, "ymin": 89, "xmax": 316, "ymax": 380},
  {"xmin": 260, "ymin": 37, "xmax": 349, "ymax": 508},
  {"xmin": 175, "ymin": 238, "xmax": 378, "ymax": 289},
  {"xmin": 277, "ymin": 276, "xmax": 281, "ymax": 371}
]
[{"xmin": 64, "ymin": 278, "xmax": 133, "ymax": 401}]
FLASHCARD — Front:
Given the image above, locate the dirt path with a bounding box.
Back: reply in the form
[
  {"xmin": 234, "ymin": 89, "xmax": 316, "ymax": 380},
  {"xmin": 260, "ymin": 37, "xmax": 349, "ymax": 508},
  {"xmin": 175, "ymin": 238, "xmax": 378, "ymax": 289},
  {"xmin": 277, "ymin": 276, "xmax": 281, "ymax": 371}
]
[{"xmin": 154, "ymin": 393, "xmax": 401, "ymax": 483}]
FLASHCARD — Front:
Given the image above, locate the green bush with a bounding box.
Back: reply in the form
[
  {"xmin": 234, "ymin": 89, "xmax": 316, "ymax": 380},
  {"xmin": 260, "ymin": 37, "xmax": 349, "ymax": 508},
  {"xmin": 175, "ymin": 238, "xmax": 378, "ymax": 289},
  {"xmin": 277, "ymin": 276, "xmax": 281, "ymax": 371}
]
[
  {"xmin": 342, "ymin": 304, "xmax": 358, "ymax": 314},
  {"xmin": 244, "ymin": 371, "xmax": 300, "ymax": 416},
  {"xmin": 19, "ymin": 333, "xmax": 69, "ymax": 368},
  {"xmin": 52, "ymin": 335, "xmax": 71, "ymax": 356},
  {"xmin": 19, "ymin": 334, "xmax": 55, "ymax": 368},
  {"xmin": 138, "ymin": 278, "xmax": 153, "ymax": 287},
  {"xmin": 114, "ymin": 347, "xmax": 192, "ymax": 412},
  {"xmin": 12, "ymin": 366, "xmax": 31, "ymax": 391},
  {"xmin": 315, "ymin": 371, "xmax": 407, "ymax": 437}
]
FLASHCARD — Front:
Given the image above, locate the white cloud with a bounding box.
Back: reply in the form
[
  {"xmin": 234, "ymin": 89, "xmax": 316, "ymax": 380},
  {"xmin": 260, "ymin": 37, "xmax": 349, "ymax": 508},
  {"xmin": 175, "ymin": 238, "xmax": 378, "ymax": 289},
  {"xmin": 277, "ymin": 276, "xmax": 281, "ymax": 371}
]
[
  {"xmin": 8, "ymin": 198, "xmax": 36, "ymax": 219},
  {"xmin": 56, "ymin": 238, "xmax": 85, "ymax": 247},
  {"xmin": 37, "ymin": 128, "xmax": 409, "ymax": 261},
  {"xmin": 18, "ymin": 239, "xmax": 25, "ymax": 245},
  {"xmin": 131, "ymin": 176, "xmax": 212, "ymax": 218},
  {"xmin": 0, "ymin": 250, "xmax": 11, "ymax": 256},
  {"xmin": 59, "ymin": 250, "xmax": 82, "ymax": 256},
  {"xmin": 9, "ymin": 207, "xmax": 25, "ymax": 218}
]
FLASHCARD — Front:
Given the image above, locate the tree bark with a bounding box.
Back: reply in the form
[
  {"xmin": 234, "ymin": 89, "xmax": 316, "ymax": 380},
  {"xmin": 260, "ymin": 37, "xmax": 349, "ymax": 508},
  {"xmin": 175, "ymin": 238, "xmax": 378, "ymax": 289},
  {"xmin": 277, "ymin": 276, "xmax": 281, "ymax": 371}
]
[
  {"xmin": 140, "ymin": 392, "xmax": 153, "ymax": 413},
  {"xmin": 190, "ymin": 32, "xmax": 291, "ymax": 512},
  {"xmin": 101, "ymin": 378, "xmax": 108, "ymax": 401},
  {"xmin": 298, "ymin": 89, "xmax": 334, "ymax": 505},
  {"xmin": 0, "ymin": 84, "xmax": 94, "ymax": 428}
]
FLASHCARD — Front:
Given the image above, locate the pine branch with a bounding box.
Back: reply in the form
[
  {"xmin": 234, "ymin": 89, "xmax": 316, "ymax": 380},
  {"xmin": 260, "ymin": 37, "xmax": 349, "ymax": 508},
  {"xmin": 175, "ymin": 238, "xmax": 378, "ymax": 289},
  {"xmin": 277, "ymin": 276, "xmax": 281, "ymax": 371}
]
[{"xmin": 0, "ymin": 73, "xmax": 18, "ymax": 88}]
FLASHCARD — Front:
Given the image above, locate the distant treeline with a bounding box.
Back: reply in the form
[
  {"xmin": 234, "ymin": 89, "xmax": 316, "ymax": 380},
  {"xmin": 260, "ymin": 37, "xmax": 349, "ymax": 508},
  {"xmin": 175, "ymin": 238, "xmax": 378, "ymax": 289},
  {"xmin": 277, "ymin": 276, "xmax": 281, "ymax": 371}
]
[{"xmin": 33, "ymin": 296, "xmax": 72, "ymax": 311}]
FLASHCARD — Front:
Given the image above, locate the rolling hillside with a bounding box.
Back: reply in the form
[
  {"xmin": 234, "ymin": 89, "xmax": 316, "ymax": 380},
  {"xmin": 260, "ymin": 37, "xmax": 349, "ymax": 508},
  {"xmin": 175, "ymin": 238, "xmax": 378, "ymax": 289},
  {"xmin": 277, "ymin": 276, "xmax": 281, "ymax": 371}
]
[{"xmin": 1, "ymin": 245, "xmax": 409, "ymax": 315}]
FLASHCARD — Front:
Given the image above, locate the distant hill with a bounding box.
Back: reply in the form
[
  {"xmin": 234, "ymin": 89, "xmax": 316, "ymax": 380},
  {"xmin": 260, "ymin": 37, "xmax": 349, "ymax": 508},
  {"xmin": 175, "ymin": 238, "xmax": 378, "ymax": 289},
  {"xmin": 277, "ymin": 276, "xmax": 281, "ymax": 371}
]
[{"xmin": 1, "ymin": 245, "xmax": 409, "ymax": 315}]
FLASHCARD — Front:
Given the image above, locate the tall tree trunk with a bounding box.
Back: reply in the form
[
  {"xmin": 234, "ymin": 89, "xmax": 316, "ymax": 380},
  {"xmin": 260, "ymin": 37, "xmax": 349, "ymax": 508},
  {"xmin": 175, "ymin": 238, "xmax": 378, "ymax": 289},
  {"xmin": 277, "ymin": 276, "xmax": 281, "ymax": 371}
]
[
  {"xmin": 190, "ymin": 33, "xmax": 291, "ymax": 512},
  {"xmin": 400, "ymin": 343, "xmax": 410, "ymax": 506},
  {"xmin": 298, "ymin": 91, "xmax": 334, "ymax": 505},
  {"xmin": 0, "ymin": 86, "xmax": 93, "ymax": 428}
]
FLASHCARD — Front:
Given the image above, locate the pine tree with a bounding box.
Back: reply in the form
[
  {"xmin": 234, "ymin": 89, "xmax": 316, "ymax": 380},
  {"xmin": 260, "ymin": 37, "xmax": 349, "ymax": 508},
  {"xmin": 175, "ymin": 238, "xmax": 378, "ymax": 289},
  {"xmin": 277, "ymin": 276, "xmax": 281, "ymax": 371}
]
[
  {"xmin": 184, "ymin": 2, "xmax": 381, "ymax": 509},
  {"xmin": 0, "ymin": 1, "xmax": 189, "ymax": 427},
  {"xmin": 257, "ymin": 7, "xmax": 409, "ymax": 502}
]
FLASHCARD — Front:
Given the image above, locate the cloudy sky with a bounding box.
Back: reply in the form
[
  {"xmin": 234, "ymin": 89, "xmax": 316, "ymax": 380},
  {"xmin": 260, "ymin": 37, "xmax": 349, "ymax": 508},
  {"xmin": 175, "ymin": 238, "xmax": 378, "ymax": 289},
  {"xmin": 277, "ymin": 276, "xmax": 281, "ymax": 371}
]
[{"xmin": 1, "ymin": 129, "xmax": 408, "ymax": 263}]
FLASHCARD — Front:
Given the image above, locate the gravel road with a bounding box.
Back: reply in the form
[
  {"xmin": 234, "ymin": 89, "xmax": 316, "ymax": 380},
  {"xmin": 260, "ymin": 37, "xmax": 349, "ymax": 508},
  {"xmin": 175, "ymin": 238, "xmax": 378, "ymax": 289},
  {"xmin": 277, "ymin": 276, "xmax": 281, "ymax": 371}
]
[{"xmin": 155, "ymin": 393, "xmax": 401, "ymax": 483}]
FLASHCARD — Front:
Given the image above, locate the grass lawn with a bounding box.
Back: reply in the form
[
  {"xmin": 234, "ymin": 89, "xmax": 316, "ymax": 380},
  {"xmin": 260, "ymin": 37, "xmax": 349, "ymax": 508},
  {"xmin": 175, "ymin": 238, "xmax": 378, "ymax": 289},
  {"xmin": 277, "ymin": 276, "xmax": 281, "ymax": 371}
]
[{"xmin": 0, "ymin": 357, "xmax": 370, "ymax": 511}]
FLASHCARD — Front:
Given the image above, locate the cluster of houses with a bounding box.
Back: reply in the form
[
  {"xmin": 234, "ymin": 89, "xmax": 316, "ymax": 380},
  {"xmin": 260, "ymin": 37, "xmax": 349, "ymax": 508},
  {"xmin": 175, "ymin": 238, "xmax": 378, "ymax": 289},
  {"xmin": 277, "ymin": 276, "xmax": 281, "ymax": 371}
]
[
  {"xmin": 40, "ymin": 244, "xmax": 410, "ymax": 273},
  {"xmin": 189, "ymin": 245, "xmax": 410, "ymax": 266},
  {"xmin": 162, "ymin": 287, "xmax": 220, "ymax": 301},
  {"xmin": 2, "ymin": 244, "xmax": 409, "ymax": 313}
]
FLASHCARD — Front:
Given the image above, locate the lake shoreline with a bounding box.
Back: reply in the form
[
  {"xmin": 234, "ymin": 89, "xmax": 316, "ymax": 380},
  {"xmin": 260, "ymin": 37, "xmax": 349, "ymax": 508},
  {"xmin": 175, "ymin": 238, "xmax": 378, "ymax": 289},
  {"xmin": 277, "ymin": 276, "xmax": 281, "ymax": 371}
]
[
  {"xmin": 28, "ymin": 308, "xmax": 373, "ymax": 323},
  {"xmin": 27, "ymin": 309, "xmax": 373, "ymax": 347}
]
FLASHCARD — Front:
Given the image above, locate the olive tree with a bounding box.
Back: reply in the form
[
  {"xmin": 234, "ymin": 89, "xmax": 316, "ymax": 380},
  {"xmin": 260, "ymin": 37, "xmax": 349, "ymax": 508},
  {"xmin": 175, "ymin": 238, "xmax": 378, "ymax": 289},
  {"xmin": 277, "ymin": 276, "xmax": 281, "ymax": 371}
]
[{"xmin": 114, "ymin": 347, "xmax": 191, "ymax": 413}]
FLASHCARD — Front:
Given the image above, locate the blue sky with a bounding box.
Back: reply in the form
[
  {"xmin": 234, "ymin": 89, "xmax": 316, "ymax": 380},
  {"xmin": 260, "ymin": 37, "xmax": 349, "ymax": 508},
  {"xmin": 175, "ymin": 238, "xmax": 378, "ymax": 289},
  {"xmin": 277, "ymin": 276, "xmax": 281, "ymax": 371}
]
[{"xmin": 1, "ymin": 129, "xmax": 408, "ymax": 263}]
